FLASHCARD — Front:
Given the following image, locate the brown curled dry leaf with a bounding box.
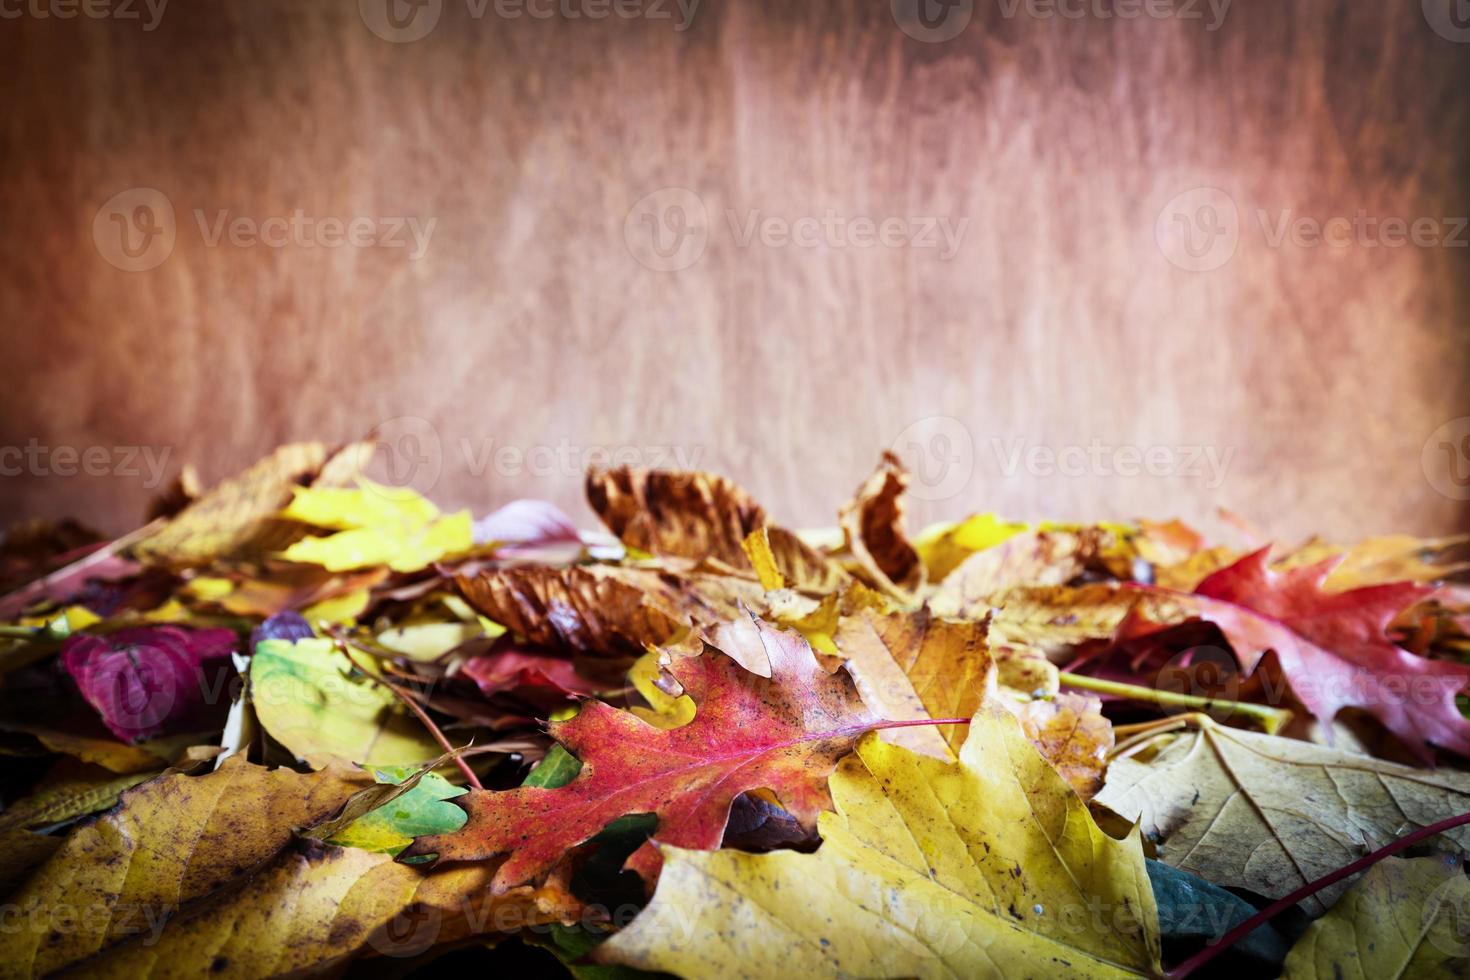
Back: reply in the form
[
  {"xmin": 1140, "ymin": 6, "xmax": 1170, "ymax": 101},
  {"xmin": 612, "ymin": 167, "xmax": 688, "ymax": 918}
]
[
  {"xmin": 456, "ymin": 563, "xmax": 766, "ymax": 658},
  {"xmin": 586, "ymin": 466, "xmax": 846, "ymax": 592},
  {"xmin": 837, "ymin": 451, "xmax": 925, "ymax": 597}
]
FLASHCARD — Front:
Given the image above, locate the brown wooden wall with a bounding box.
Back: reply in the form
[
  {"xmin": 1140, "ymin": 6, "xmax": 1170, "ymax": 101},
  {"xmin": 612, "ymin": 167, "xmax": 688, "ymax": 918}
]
[{"xmin": 2, "ymin": 0, "xmax": 1468, "ymax": 543}]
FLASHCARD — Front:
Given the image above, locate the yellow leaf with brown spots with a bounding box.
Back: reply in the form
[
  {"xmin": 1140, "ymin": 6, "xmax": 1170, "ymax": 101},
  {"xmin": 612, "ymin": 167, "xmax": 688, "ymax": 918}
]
[
  {"xmin": 0, "ymin": 757, "xmax": 371, "ymax": 976},
  {"xmin": 597, "ymin": 705, "xmax": 1161, "ymax": 978},
  {"xmin": 71, "ymin": 845, "xmax": 568, "ymax": 978}
]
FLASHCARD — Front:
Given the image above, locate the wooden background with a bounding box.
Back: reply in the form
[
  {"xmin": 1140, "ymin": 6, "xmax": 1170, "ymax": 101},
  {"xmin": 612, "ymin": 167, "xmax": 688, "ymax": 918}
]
[{"xmin": 2, "ymin": 0, "xmax": 1467, "ymax": 543}]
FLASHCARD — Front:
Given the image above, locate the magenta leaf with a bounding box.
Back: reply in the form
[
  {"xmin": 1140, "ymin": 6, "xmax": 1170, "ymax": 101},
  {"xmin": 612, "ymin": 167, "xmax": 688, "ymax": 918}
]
[{"xmin": 60, "ymin": 625, "xmax": 239, "ymax": 743}]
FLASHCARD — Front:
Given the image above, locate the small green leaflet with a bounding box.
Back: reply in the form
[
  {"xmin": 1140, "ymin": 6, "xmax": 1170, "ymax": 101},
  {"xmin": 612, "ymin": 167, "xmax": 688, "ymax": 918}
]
[{"xmin": 327, "ymin": 765, "xmax": 467, "ymax": 857}]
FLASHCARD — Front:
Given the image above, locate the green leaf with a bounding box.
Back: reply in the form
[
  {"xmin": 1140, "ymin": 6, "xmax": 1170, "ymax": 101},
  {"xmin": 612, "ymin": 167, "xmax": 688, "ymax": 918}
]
[
  {"xmin": 522, "ymin": 744, "xmax": 583, "ymax": 789},
  {"xmin": 326, "ymin": 766, "xmax": 467, "ymax": 857}
]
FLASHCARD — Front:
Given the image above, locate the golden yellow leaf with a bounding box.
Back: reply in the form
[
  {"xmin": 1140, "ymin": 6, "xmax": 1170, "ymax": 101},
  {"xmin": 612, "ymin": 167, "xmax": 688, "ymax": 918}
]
[
  {"xmin": 1095, "ymin": 716, "xmax": 1470, "ymax": 914},
  {"xmin": 279, "ymin": 481, "xmax": 472, "ymax": 573},
  {"xmin": 1009, "ymin": 693, "xmax": 1113, "ymax": 802},
  {"xmin": 76, "ymin": 845, "xmax": 568, "ymax": 977},
  {"xmin": 915, "ymin": 512, "xmax": 1031, "ymax": 583},
  {"xmin": 597, "ymin": 706, "xmax": 1161, "ymax": 978},
  {"xmin": 628, "ymin": 649, "xmax": 696, "ymax": 729},
  {"xmin": 30, "ymin": 729, "xmax": 198, "ymax": 775},
  {"xmin": 1280, "ymin": 856, "xmax": 1470, "ymax": 979},
  {"xmin": 132, "ymin": 442, "xmax": 336, "ymax": 567},
  {"xmin": 990, "ymin": 583, "xmax": 1168, "ymax": 656},
  {"xmin": 740, "ymin": 526, "xmax": 786, "ymax": 591},
  {"xmin": 833, "ymin": 607, "xmax": 1112, "ymax": 798},
  {"xmin": 1276, "ymin": 534, "xmax": 1470, "ymax": 591},
  {"xmin": 0, "ymin": 758, "xmax": 371, "ymax": 975},
  {"xmin": 832, "ymin": 607, "xmax": 992, "ymax": 758}
]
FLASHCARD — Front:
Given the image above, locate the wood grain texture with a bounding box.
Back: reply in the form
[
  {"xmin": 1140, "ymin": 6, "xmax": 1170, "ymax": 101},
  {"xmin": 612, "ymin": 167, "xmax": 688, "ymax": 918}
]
[{"xmin": 1, "ymin": 0, "xmax": 1467, "ymax": 543}]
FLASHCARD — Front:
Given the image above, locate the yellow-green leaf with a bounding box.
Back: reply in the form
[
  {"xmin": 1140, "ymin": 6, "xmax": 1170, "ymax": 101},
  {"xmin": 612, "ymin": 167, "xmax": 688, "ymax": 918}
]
[
  {"xmin": 250, "ymin": 638, "xmax": 439, "ymax": 767},
  {"xmin": 326, "ymin": 767, "xmax": 468, "ymax": 855}
]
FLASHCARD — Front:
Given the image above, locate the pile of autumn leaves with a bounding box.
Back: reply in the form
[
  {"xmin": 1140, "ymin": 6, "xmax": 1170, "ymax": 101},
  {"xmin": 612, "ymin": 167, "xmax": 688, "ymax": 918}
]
[{"xmin": 1, "ymin": 443, "xmax": 1470, "ymax": 978}]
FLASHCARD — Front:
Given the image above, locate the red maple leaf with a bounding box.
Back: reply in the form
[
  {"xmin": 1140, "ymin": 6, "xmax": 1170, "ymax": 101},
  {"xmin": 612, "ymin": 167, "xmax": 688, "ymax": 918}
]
[
  {"xmin": 1125, "ymin": 548, "xmax": 1470, "ymax": 762},
  {"xmin": 402, "ymin": 613, "xmax": 939, "ymax": 892}
]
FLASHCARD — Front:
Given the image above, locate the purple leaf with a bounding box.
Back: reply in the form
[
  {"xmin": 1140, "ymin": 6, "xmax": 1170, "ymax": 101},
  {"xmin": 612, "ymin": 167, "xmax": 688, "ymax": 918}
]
[
  {"xmin": 471, "ymin": 500, "xmax": 580, "ymax": 548},
  {"xmin": 60, "ymin": 626, "xmax": 239, "ymax": 743},
  {"xmin": 251, "ymin": 611, "xmax": 315, "ymax": 649}
]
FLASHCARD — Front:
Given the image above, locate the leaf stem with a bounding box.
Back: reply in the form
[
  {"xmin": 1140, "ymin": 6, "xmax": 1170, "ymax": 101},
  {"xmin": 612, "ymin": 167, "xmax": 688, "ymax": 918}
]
[
  {"xmin": 1057, "ymin": 672, "xmax": 1293, "ymax": 735},
  {"xmin": 332, "ymin": 632, "xmax": 484, "ymax": 790},
  {"xmin": 870, "ymin": 717, "xmax": 973, "ymax": 732},
  {"xmin": 1167, "ymin": 808, "xmax": 1470, "ymax": 979}
]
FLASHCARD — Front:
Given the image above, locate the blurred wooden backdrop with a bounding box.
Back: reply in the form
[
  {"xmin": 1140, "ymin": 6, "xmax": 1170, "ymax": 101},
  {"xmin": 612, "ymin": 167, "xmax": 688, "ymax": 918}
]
[{"xmin": 1, "ymin": 0, "xmax": 1467, "ymax": 542}]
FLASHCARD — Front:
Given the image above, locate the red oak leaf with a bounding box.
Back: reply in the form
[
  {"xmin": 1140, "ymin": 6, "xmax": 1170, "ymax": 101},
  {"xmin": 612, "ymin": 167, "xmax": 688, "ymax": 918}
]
[
  {"xmin": 402, "ymin": 613, "xmax": 891, "ymax": 892},
  {"xmin": 60, "ymin": 625, "xmax": 239, "ymax": 743},
  {"xmin": 1125, "ymin": 548, "xmax": 1470, "ymax": 762}
]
